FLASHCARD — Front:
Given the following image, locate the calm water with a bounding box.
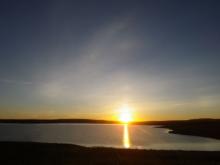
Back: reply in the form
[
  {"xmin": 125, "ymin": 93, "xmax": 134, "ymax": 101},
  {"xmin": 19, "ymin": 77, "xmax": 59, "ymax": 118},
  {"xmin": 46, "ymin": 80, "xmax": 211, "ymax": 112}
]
[{"xmin": 0, "ymin": 123, "xmax": 220, "ymax": 151}]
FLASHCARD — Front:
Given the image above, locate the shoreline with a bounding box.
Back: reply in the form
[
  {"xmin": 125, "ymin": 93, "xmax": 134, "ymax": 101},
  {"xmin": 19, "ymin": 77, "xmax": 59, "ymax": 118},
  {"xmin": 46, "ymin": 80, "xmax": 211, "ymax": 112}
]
[
  {"xmin": 0, "ymin": 142, "xmax": 220, "ymax": 165},
  {"xmin": 0, "ymin": 118, "xmax": 220, "ymax": 140}
]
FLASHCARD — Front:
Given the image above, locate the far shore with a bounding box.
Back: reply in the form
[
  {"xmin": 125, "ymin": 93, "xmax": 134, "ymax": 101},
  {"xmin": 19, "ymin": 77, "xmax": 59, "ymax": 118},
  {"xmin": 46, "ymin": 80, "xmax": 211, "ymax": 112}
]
[
  {"xmin": 0, "ymin": 118, "xmax": 220, "ymax": 140},
  {"xmin": 0, "ymin": 142, "xmax": 220, "ymax": 165}
]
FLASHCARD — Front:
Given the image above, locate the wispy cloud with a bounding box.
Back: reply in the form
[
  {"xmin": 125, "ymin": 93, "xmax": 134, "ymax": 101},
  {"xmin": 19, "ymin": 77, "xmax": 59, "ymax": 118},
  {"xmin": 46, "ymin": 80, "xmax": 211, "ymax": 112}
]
[
  {"xmin": 37, "ymin": 16, "xmax": 140, "ymax": 102},
  {"xmin": 0, "ymin": 78, "xmax": 32, "ymax": 85}
]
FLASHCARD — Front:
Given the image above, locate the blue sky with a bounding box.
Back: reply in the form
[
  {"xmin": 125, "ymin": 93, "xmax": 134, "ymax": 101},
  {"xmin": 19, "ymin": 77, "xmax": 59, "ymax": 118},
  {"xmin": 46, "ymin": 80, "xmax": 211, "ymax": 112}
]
[{"xmin": 0, "ymin": 0, "xmax": 220, "ymax": 120}]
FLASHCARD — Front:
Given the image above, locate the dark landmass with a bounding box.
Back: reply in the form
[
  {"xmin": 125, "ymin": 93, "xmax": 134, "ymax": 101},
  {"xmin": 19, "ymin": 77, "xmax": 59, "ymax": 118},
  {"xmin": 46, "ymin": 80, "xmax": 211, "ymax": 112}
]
[
  {"xmin": 1, "ymin": 118, "xmax": 220, "ymax": 139},
  {"xmin": 0, "ymin": 142, "xmax": 220, "ymax": 165},
  {"xmin": 136, "ymin": 119, "xmax": 220, "ymax": 140},
  {"xmin": 0, "ymin": 118, "xmax": 117, "ymax": 124}
]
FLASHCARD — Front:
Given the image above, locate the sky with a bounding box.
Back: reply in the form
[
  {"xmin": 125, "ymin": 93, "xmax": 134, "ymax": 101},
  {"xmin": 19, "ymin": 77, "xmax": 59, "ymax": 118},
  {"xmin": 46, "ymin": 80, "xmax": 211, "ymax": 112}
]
[{"xmin": 0, "ymin": 0, "xmax": 220, "ymax": 121}]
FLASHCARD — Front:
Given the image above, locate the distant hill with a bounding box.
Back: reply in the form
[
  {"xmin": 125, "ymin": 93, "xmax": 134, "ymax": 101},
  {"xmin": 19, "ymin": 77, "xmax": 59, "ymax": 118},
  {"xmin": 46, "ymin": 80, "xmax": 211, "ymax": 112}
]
[
  {"xmin": 134, "ymin": 118, "xmax": 220, "ymax": 125},
  {"xmin": 0, "ymin": 118, "xmax": 219, "ymax": 124},
  {"xmin": 0, "ymin": 119, "xmax": 117, "ymax": 124}
]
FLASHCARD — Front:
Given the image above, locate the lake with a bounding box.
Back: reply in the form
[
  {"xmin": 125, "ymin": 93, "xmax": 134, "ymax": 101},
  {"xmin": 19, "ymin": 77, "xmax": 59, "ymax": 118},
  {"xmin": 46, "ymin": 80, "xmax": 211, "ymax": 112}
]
[{"xmin": 0, "ymin": 123, "xmax": 220, "ymax": 151}]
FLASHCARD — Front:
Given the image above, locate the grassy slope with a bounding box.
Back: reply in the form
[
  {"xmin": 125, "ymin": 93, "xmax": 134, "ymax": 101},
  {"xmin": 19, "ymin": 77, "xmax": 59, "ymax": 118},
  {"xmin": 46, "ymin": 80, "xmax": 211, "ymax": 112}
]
[{"xmin": 1, "ymin": 142, "xmax": 220, "ymax": 165}]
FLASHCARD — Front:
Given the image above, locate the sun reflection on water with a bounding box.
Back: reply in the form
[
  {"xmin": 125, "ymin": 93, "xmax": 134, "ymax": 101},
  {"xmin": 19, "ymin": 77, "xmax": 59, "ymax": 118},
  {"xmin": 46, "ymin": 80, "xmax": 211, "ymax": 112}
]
[{"xmin": 123, "ymin": 124, "xmax": 130, "ymax": 148}]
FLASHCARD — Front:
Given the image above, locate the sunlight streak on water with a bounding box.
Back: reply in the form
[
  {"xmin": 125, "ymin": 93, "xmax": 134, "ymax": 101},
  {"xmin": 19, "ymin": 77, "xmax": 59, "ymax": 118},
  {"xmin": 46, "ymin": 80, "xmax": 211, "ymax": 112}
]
[{"xmin": 123, "ymin": 124, "xmax": 130, "ymax": 148}]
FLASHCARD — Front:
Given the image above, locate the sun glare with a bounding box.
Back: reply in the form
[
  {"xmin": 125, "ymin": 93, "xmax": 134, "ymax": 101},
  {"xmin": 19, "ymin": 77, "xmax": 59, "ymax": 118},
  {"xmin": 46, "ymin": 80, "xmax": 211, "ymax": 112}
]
[{"xmin": 119, "ymin": 104, "xmax": 133, "ymax": 123}]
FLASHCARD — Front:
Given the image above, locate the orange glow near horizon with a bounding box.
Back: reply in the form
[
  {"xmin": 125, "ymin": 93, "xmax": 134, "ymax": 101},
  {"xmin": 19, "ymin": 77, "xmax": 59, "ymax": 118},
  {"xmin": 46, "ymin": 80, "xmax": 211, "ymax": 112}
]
[{"xmin": 118, "ymin": 104, "xmax": 133, "ymax": 123}]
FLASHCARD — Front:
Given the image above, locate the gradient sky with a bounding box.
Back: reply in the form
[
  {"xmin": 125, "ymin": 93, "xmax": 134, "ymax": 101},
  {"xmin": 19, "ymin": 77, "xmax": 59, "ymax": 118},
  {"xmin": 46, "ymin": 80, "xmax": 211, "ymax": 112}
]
[{"xmin": 0, "ymin": 0, "xmax": 220, "ymax": 120}]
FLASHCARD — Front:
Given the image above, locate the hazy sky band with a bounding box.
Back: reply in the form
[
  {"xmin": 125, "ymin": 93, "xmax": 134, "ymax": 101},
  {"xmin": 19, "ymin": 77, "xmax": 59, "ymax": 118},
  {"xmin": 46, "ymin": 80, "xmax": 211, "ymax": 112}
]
[{"xmin": 0, "ymin": 0, "xmax": 220, "ymax": 120}]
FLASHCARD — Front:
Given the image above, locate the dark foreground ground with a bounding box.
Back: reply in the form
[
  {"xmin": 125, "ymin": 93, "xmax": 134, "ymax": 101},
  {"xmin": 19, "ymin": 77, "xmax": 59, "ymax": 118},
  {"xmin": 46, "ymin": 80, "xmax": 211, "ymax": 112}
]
[{"xmin": 0, "ymin": 142, "xmax": 220, "ymax": 165}]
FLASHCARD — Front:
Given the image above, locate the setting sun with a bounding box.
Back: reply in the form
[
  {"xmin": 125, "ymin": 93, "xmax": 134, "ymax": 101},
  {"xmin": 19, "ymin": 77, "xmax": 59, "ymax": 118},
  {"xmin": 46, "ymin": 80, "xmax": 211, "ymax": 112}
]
[{"xmin": 118, "ymin": 105, "xmax": 133, "ymax": 123}]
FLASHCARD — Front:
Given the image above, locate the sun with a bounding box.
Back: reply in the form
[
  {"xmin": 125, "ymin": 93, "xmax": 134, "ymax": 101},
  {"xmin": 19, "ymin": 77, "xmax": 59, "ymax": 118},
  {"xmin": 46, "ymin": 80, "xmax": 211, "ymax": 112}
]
[{"xmin": 118, "ymin": 104, "xmax": 133, "ymax": 123}]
